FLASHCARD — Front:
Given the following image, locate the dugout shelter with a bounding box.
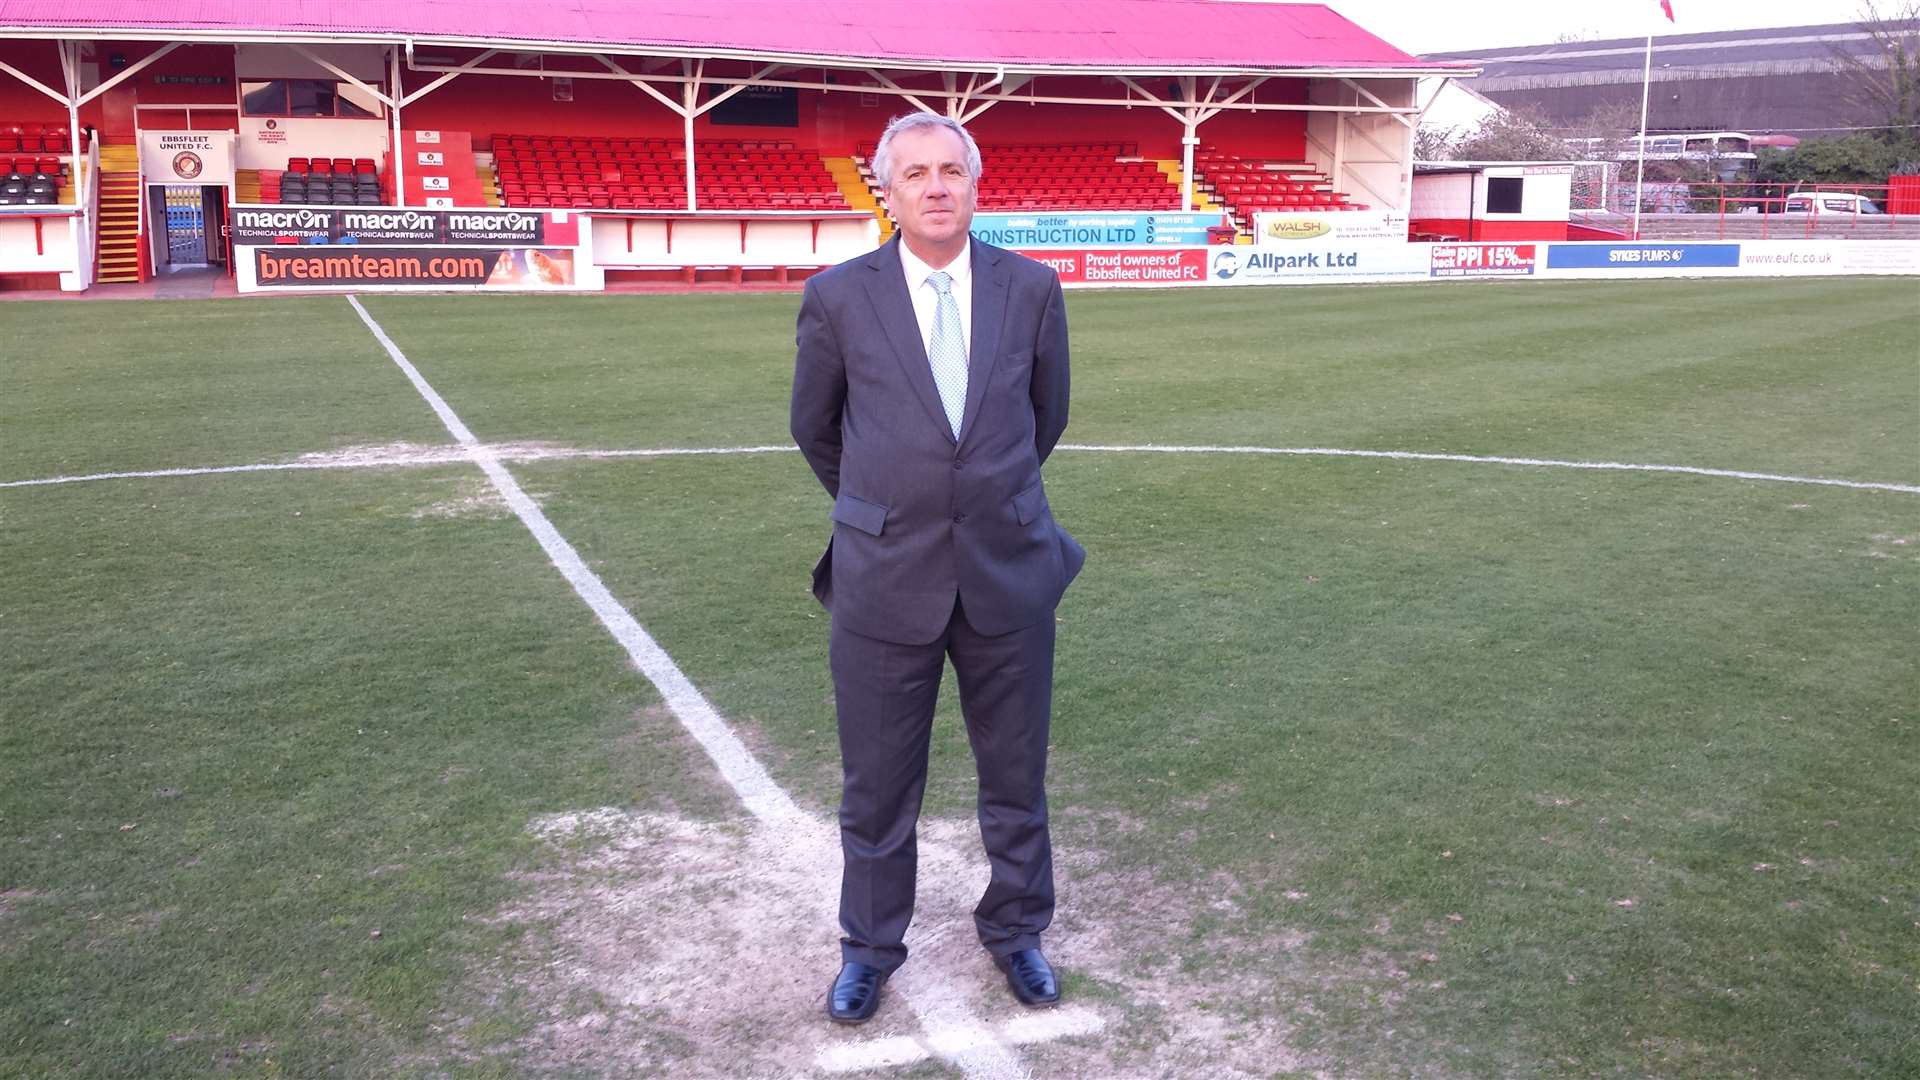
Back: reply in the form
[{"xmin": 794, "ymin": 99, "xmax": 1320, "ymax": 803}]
[{"xmin": 0, "ymin": 0, "xmax": 1471, "ymax": 292}]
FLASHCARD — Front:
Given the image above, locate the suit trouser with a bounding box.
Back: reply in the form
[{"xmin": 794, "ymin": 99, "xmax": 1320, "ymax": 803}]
[{"xmin": 831, "ymin": 598, "xmax": 1056, "ymax": 972}]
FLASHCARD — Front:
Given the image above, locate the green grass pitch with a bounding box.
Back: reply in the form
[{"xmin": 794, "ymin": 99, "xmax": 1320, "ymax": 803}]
[{"xmin": 2, "ymin": 278, "xmax": 1916, "ymax": 1077}]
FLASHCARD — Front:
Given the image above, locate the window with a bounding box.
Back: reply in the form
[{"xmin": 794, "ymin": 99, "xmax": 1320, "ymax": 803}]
[
  {"xmin": 240, "ymin": 79, "xmax": 384, "ymax": 119},
  {"xmin": 708, "ymin": 85, "xmax": 799, "ymax": 127},
  {"xmin": 1486, "ymin": 176, "xmax": 1524, "ymax": 214}
]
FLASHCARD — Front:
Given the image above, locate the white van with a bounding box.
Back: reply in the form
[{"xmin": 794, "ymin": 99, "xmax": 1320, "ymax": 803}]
[{"xmin": 1783, "ymin": 192, "xmax": 1884, "ymax": 215}]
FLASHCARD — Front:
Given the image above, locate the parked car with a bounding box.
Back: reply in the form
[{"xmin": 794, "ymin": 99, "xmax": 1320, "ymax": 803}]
[{"xmin": 1783, "ymin": 192, "xmax": 1883, "ymax": 215}]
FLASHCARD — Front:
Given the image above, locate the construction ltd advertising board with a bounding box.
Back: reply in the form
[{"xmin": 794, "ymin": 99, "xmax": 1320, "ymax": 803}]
[{"xmin": 974, "ymin": 212, "xmax": 1223, "ymax": 248}]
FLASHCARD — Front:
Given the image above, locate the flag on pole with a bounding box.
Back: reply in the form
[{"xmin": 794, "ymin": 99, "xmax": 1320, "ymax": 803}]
[{"xmin": 1660, "ymin": 0, "xmax": 1675, "ymax": 21}]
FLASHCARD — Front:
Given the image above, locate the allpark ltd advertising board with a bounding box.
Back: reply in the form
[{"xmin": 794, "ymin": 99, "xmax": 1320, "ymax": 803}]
[{"xmin": 1033, "ymin": 239, "xmax": 1920, "ymax": 290}]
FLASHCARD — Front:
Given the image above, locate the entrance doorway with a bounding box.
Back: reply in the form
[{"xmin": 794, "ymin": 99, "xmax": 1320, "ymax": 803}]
[{"xmin": 147, "ymin": 184, "xmax": 230, "ymax": 276}]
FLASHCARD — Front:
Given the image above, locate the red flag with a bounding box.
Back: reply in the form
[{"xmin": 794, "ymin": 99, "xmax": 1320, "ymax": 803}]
[{"xmin": 1660, "ymin": 0, "xmax": 1675, "ymax": 20}]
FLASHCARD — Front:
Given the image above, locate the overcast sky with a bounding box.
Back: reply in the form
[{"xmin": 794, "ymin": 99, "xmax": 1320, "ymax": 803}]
[{"xmin": 1311, "ymin": 0, "xmax": 1870, "ymax": 54}]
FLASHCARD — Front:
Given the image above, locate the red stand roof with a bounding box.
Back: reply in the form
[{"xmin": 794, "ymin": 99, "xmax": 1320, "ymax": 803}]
[{"xmin": 0, "ymin": 1, "xmax": 1463, "ymax": 73}]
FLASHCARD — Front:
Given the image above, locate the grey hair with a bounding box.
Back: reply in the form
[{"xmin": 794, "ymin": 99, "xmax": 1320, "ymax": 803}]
[{"xmin": 871, "ymin": 112, "xmax": 982, "ymax": 189}]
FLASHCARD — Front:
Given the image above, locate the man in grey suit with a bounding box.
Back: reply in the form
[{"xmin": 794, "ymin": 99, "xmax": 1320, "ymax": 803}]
[{"xmin": 790, "ymin": 112, "xmax": 1085, "ymax": 1024}]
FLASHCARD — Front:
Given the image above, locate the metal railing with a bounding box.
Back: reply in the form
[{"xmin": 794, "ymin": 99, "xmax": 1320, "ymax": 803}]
[{"xmin": 1574, "ymin": 181, "xmax": 1920, "ymax": 240}]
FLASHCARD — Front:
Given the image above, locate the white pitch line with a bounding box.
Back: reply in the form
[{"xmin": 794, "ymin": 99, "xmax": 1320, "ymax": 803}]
[
  {"xmin": 343, "ymin": 296, "xmax": 1027, "ymax": 1080},
  {"xmin": 1056, "ymin": 444, "xmax": 1920, "ymax": 495},
  {"xmin": 819, "ymin": 1006, "xmax": 1107, "ymax": 1074},
  {"xmin": 0, "ymin": 444, "xmax": 796, "ymax": 489},
  {"xmin": 6, "ymin": 441, "xmax": 1916, "ymax": 496},
  {"xmin": 0, "ymin": 458, "xmax": 443, "ymax": 489},
  {"xmin": 819, "ymin": 1034, "xmax": 929, "ymax": 1074}
]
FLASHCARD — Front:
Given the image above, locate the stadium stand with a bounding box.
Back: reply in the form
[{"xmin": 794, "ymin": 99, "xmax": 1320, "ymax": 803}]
[
  {"xmin": 274, "ymin": 157, "xmax": 384, "ymax": 205},
  {"xmin": 0, "ymin": 121, "xmax": 80, "ymax": 205},
  {"xmin": 852, "ymin": 140, "xmax": 1184, "ymax": 212},
  {"xmin": 1193, "ymin": 146, "xmax": 1366, "ymax": 231},
  {"xmin": 491, "ymin": 134, "xmax": 851, "ymax": 210}
]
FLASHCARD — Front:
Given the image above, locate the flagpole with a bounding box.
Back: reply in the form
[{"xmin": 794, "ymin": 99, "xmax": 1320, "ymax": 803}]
[{"xmin": 1632, "ymin": 33, "xmax": 1653, "ymax": 238}]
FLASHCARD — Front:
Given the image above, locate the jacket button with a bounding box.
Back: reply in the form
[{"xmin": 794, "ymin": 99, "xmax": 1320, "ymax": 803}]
[
  {"xmin": 953, "ymin": 512, "xmax": 967, "ymax": 524},
  {"xmin": 952, "ymin": 459, "xmax": 965, "ymax": 470}
]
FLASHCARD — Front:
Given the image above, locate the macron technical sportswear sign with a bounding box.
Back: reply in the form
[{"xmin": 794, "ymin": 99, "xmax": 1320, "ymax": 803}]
[{"xmin": 230, "ymin": 207, "xmax": 575, "ymax": 246}]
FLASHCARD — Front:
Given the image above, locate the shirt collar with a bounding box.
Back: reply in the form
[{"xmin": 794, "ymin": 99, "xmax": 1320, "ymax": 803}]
[{"xmin": 900, "ymin": 237, "xmax": 971, "ymax": 294}]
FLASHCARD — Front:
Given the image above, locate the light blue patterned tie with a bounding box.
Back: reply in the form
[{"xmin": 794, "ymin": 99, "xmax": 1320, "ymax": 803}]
[{"xmin": 926, "ymin": 270, "xmax": 967, "ymax": 438}]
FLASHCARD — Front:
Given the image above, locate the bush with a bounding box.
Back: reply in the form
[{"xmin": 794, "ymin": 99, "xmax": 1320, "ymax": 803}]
[{"xmin": 1754, "ymin": 133, "xmax": 1920, "ymax": 186}]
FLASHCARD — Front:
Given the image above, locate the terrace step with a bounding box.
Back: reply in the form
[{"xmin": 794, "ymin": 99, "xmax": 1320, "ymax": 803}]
[{"xmin": 826, "ymin": 155, "xmax": 888, "ymax": 238}]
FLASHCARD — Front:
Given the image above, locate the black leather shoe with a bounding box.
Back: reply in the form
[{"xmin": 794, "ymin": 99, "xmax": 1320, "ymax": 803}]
[
  {"xmin": 995, "ymin": 948, "xmax": 1061, "ymax": 1007},
  {"xmin": 827, "ymin": 961, "xmax": 888, "ymax": 1024}
]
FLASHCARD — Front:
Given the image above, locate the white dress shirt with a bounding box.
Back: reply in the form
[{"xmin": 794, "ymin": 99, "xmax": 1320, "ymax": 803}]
[{"xmin": 898, "ymin": 238, "xmax": 972, "ymax": 359}]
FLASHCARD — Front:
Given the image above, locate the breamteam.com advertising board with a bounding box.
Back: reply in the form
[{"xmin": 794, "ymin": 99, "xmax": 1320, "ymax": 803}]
[{"xmin": 242, "ymin": 246, "xmax": 603, "ymax": 292}]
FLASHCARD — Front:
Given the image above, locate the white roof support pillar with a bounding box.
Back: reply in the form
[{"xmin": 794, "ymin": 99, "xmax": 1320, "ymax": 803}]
[
  {"xmin": 592, "ymin": 53, "xmax": 686, "ymax": 113},
  {"xmin": 289, "ymin": 44, "xmax": 395, "ymax": 108},
  {"xmin": 1179, "ymin": 76, "xmax": 1199, "ymax": 211},
  {"xmin": 690, "ymin": 63, "xmax": 782, "ymax": 117},
  {"xmin": 682, "ymin": 58, "xmax": 700, "ymax": 210},
  {"xmin": 73, "ymin": 41, "xmax": 179, "ymax": 107},
  {"xmin": 864, "ymin": 69, "xmax": 940, "ymax": 116},
  {"xmin": 58, "ymin": 40, "xmax": 86, "ymax": 218},
  {"xmin": 390, "ymin": 46, "xmax": 406, "ymax": 206},
  {"xmin": 0, "ymin": 54, "xmax": 68, "ymax": 104},
  {"xmin": 1114, "ymin": 74, "xmax": 1268, "ymax": 212},
  {"xmin": 591, "ymin": 53, "xmax": 699, "ymax": 209},
  {"xmin": 956, "ymin": 70, "xmax": 1016, "ymax": 125},
  {"xmin": 399, "ymin": 46, "xmax": 500, "ymax": 107}
]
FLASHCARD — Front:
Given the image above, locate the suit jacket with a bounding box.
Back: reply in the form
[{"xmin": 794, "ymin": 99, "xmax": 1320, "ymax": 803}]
[{"xmin": 790, "ymin": 235, "xmax": 1086, "ymax": 645}]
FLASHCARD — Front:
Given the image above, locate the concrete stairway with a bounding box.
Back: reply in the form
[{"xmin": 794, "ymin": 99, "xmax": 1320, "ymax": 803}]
[
  {"xmin": 94, "ymin": 144, "xmax": 141, "ymax": 284},
  {"xmin": 828, "ymin": 155, "xmax": 891, "ymax": 239}
]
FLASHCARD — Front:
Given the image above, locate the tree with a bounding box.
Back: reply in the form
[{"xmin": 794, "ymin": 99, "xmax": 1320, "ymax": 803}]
[
  {"xmin": 1750, "ymin": 133, "xmax": 1917, "ymax": 212},
  {"xmin": 1414, "ymin": 126, "xmax": 1459, "ymax": 161},
  {"xmin": 1755, "ymin": 133, "xmax": 1913, "ymax": 185},
  {"xmin": 1560, "ymin": 100, "xmax": 1642, "ymax": 163},
  {"xmin": 1827, "ymin": 2, "xmax": 1920, "ymax": 150},
  {"xmin": 1450, "ymin": 106, "xmax": 1571, "ymax": 161}
]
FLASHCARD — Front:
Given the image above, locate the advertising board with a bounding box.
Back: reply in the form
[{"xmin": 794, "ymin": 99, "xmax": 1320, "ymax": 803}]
[
  {"xmin": 1014, "ymin": 240, "xmax": 1920, "ymax": 290},
  {"xmin": 1252, "ymin": 210, "xmax": 1409, "ymax": 243},
  {"xmin": 249, "ymin": 246, "xmax": 582, "ymax": 290},
  {"xmin": 1203, "ymin": 243, "xmax": 1429, "ymax": 285},
  {"xmin": 138, "ymin": 131, "xmax": 236, "ymax": 186},
  {"xmin": 1430, "ymin": 243, "xmax": 1537, "ymax": 277},
  {"xmin": 230, "ymin": 206, "xmax": 577, "ymax": 247},
  {"xmin": 1016, "ymin": 248, "xmax": 1209, "ymax": 285},
  {"xmin": 1544, "ymin": 243, "xmax": 1741, "ymax": 271},
  {"xmin": 972, "ymin": 212, "xmax": 1222, "ymax": 248}
]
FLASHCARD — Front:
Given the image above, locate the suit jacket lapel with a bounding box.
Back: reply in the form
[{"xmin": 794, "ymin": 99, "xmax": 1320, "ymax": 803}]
[
  {"xmin": 861, "ymin": 236, "xmax": 954, "ymax": 442},
  {"xmin": 955, "ymin": 243, "xmax": 1010, "ymax": 448}
]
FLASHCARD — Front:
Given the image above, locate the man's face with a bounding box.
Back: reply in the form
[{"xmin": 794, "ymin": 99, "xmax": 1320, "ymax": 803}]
[{"xmin": 885, "ymin": 126, "xmax": 977, "ymax": 257}]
